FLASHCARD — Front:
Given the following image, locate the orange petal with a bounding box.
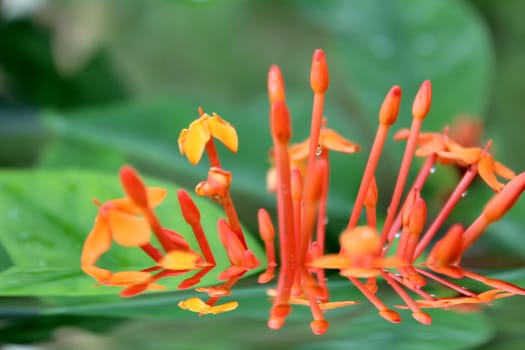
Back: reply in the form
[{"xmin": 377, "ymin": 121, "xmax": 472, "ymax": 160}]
[
  {"xmin": 340, "ymin": 226, "xmax": 382, "ymax": 257},
  {"xmin": 478, "ymin": 155, "xmax": 505, "ymax": 191},
  {"xmin": 320, "ymin": 128, "xmax": 360, "ymax": 154},
  {"xmin": 181, "ymin": 119, "xmax": 210, "ymax": 165},
  {"xmin": 107, "ymin": 271, "xmax": 151, "ymax": 285},
  {"xmin": 309, "ymin": 254, "xmax": 350, "ymax": 269},
  {"xmin": 158, "ymin": 250, "xmax": 203, "ymax": 270},
  {"xmin": 82, "ymin": 264, "xmax": 112, "ymax": 281},
  {"xmin": 288, "ymin": 139, "xmax": 310, "ymax": 160},
  {"xmin": 146, "ymin": 187, "xmax": 167, "ymax": 208},
  {"xmin": 108, "ymin": 210, "xmax": 151, "ymax": 247},
  {"xmin": 415, "ymin": 137, "xmax": 445, "ymax": 157},
  {"xmin": 207, "ymin": 113, "xmax": 238, "ymax": 153},
  {"xmin": 493, "ymin": 160, "xmax": 516, "ymax": 180},
  {"xmin": 208, "ymin": 301, "xmax": 239, "ymax": 314},
  {"xmin": 81, "ymin": 215, "xmax": 111, "ymax": 266}
]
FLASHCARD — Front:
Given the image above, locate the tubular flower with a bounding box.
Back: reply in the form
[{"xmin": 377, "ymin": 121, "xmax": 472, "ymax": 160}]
[
  {"xmin": 81, "ymin": 49, "xmax": 525, "ymax": 335},
  {"xmin": 267, "ymin": 125, "xmax": 360, "ymax": 192},
  {"xmin": 256, "ymin": 49, "xmax": 525, "ymax": 334}
]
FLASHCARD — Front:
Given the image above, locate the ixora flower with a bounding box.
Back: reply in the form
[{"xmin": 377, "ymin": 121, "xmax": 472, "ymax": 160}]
[{"xmin": 81, "ymin": 49, "xmax": 525, "ymax": 335}]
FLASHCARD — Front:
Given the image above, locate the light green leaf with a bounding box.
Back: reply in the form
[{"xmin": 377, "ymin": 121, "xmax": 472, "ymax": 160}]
[{"xmin": 0, "ymin": 170, "xmax": 263, "ymax": 296}]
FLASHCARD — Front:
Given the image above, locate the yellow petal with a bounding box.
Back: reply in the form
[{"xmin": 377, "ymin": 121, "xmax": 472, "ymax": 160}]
[
  {"xmin": 108, "ymin": 210, "xmax": 150, "ymax": 247},
  {"xmin": 81, "ymin": 215, "xmax": 111, "ymax": 266},
  {"xmin": 207, "ymin": 113, "xmax": 238, "ymax": 153},
  {"xmin": 178, "ymin": 297, "xmax": 238, "ymax": 315},
  {"xmin": 208, "ymin": 301, "xmax": 238, "ymax": 314},
  {"xmin": 320, "ymin": 128, "xmax": 360, "ymax": 154},
  {"xmin": 178, "ymin": 297, "xmax": 210, "ymax": 313},
  {"xmin": 182, "ymin": 120, "xmax": 210, "ymax": 164},
  {"xmin": 158, "ymin": 250, "xmax": 203, "ymax": 270}
]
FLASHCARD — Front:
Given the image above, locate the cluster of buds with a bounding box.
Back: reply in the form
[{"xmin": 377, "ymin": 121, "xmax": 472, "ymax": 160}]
[
  {"xmin": 80, "ymin": 49, "xmax": 525, "ymax": 335},
  {"xmin": 258, "ymin": 49, "xmax": 525, "ymax": 334},
  {"xmin": 81, "ymin": 108, "xmax": 260, "ymax": 314}
]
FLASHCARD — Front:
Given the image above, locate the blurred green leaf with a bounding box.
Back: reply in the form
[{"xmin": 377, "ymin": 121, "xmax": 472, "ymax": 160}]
[{"xmin": 0, "ymin": 170, "xmax": 263, "ymax": 296}]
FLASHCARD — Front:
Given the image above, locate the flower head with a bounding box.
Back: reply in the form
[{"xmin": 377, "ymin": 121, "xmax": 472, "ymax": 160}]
[{"xmin": 178, "ymin": 112, "xmax": 238, "ymax": 165}]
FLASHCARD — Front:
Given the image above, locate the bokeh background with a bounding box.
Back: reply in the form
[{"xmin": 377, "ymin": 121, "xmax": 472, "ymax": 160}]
[{"xmin": 1, "ymin": 0, "xmax": 525, "ymax": 349}]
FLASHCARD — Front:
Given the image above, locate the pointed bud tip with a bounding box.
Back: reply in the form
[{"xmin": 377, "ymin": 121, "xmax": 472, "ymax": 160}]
[
  {"xmin": 412, "ymin": 80, "xmax": 432, "ymax": 120},
  {"xmin": 119, "ymin": 165, "xmax": 148, "ymax": 208},
  {"xmin": 177, "ymin": 190, "xmax": 201, "ymax": 225},
  {"xmin": 310, "ymin": 49, "xmax": 329, "ymax": 94},
  {"xmin": 268, "ymin": 65, "xmax": 286, "ymax": 104},
  {"xmin": 379, "ymin": 85, "xmax": 402, "ymax": 126}
]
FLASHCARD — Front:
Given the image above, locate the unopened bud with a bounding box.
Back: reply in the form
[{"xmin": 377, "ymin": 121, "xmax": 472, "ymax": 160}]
[
  {"xmin": 412, "ymin": 80, "xmax": 432, "ymax": 120},
  {"xmin": 483, "ymin": 172, "xmax": 525, "ymax": 223},
  {"xmin": 258, "ymin": 209, "xmax": 275, "ymax": 242},
  {"xmin": 310, "ymin": 49, "xmax": 329, "ymax": 94},
  {"xmin": 268, "ymin": 65, "xmax": 286, "ymax": 104},
  {"xmin": 119, "ymin": 165, "xmax": 149, "ymax": 209},
  {"xmin": 177, "ymin": 190, "xmax": 201, "ymax": 225},
  {"xmin": 379, "ymin": 85, "xmax": 402, "ymax": 126},
  {"xmin": 270, "ymin": 100, "xmax": 292, "ymax": 144}
]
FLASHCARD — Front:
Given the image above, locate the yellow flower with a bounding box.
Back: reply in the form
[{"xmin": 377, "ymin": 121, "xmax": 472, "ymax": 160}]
[{"xmin": 178, "ymin": 113, "xmax": 238, "ymax": 165}]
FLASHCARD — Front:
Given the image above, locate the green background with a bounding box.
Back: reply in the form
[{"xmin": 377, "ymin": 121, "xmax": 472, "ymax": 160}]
[{"xmin": 1, "ymin": 0, "xmax": 525, "ymax": 349}]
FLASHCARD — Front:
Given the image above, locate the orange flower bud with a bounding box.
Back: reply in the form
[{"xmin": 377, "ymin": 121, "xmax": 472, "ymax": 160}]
[
  {"xmin": 119, "ymin": 165, "xmax": 149, "ymax": 209},
  {"xmin": 412, "ymin": 80, "xmax": 432, "ymax": 120},
  {"xmin": 258, "ymin": 208, "xmax": 275, "ymax": 242},
  {"xmin": 402, "ymin": 190, "xmax": 427, "ymax": 235},
  {"xmin": 268, "ymin": 65, "xmax": 286, "ymax": 104},
  {"xmin": 310, "ymin": 49, "xmax": 329, "ymax": 94},
  {"xmin": 483, "ymin": 172, "xmax": 525, "ymax": 223},
  {"xmin": 379, "ymin": 85, "xmax": 402, "ymax": 126},
  {"xmin": 177, "ymin": 189, "xmax": 201, "ymax": 225},
  {"xmin": 270, "ymin": 100, "xmax": 292, "ymax": 144},
  {"xmin": 195, "ymin": 167, "xmax": 232, "ymax": 199},
  {"xmin": 364, "ymin": 177, "xmax": 378, "ymax": 207},
  {"xmin": 427, "ymin": 224, "xmax": 464, "ymax": 267}
]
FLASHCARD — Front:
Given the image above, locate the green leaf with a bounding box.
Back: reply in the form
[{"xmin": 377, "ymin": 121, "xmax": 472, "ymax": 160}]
[
  {"xmin": 34, "ymin": 281, "xmax": 495, "ymax": 350},
  {"xmin": 0, "ymin": 169, "xmax": 263, "ymax": 296}
]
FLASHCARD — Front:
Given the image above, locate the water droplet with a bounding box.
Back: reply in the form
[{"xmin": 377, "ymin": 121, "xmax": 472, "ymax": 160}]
[
  {"xmin": 38, "ymin": 260, "xmax": 48, "ymax": 267},
  {"xmin": 429, "ymin": 166, "xmax": 436, "ymax": 174},
  {"xmin": 394, "ymin": 231, "xmax": 401, "ymax": 239},
  {"xmin": 316, "ymin": 144, "xmax": 323, "ymax": 156},
  {"xmin": 8, "ymin": 210, "xmax": 19, "ymax": 219},
  {"xmin": 461, "ymin": 191, "xmax": 468, "ymax": 198}
]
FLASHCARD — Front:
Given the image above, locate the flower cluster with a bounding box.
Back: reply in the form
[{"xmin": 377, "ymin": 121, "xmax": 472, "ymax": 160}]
[
  {"xmin": 81, "ymin": 108, "xmax": 260, "ymax": 314},
  {"xmin": 80, "ymin": 49, "xmax": 525, "ymax": 335},
  {"xmin": 258, "ymin": 49, "xmax": 525, "ymax": 334}
]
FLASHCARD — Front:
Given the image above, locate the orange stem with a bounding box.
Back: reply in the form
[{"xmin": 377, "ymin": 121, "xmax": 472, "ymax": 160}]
[
  {"xmin": 347, "ymin": 125, "xmax": 390, "ymax": 230},
  {"xmin": 380, "ymin": 117, "xmax": 423, "ymax": 244}
]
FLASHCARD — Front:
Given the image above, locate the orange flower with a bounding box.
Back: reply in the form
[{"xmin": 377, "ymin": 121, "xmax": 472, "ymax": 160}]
[
  {"xmin": 310, "ymin": 227, "xmax": 401, "ymax": 278},
  {"xmin": 267, "ymin": 127, "xmax": 359, "ymax": 192},
  {"xmin": 80, "ymin": 186, "xmax": 166, "ymax": 282},
  {"xmin": 437, "ymin": 141, "xmax": 515, "ymax": 191},
  {"xmin": 178, "ymin": 112, "xmax": 238, "ymax": 165}
]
